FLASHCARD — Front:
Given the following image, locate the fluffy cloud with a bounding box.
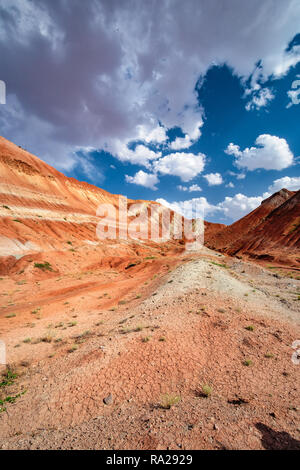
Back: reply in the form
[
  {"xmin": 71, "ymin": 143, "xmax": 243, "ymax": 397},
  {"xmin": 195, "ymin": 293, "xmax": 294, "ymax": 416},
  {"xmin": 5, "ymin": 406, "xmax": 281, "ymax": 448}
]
[
  {"xmin": 170, "ymin": 135, "xmax": 192, "ymax": 150},
  {"xmin": 225, "ymin": 134, "xmax": 294, "ymax": 171},
  {"xmin": 217, "ymin": 193, "xmax": 268, "ymax": 220},
  {"xmin": 189, "ymin": 184, "xmax": 202, "ymax": 192},
  {"xmin": 158, "ymin": 189, "xmax": 280, "ymax": 221},
  {"xmin": 137, "ymin": 125, "xmax": 168, "ymax": 144},
  {"xmin": 268, "ymin": 176, "xmax": 300, "ymax": 193},
  {"xmin": 286, "ymin": 74, "xmax": 300, "ymax": 108},
  {"xmin": 169, "ymin": 120, "xmax": 204, "ymax": 150},
  {"xmin": 226, "ymin": 182, "xmax": 235, "ymax": 188},
  {"xmin": 157, "ymin": 197, "xmax": 216, "ymax": 219},
  {"xmin": 113, "ymin": 143, "xmax": 161, "ymax": 167},
  {"xmin": 245, "ymin": 87, "xmax": 274, "ymax": 111},
  {"xmin": 204, "ymin": 172, "xmax": 223, "ymax": 186},
  {"xmin": 158, "ymin": 177, "xmax": 299, "ymax": 221},
  {"xmin": 125, "ymin": 170, "xmax": 159, "ymax": 190},
  {"xmin": 153, "ymin": 152, "xmax": 205, "ymax": 182},
  {"xmin": 0, "ymin": 0, "xmax": 300, "ymax": 171},
  {"xmin": 157, "ymin": 192, "xmax": 265, "ymax": 220},
  {"xmin": 177, "ymin": 184, "xmax": 202, "ymax": 192}
]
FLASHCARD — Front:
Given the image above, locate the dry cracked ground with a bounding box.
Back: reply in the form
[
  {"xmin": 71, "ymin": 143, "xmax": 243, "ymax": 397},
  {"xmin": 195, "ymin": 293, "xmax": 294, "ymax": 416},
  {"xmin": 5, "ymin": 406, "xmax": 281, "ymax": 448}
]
[{"xmin": 0, "ymin": 245, "xmax": 299, "ymax": 450}]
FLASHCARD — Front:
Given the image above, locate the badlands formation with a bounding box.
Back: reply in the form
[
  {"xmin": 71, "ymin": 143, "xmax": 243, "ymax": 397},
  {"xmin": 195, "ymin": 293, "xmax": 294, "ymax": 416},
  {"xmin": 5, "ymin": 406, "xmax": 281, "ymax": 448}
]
[{"xmin": 0, "ymin": 136, "xmax": 299, "ymax": 450}]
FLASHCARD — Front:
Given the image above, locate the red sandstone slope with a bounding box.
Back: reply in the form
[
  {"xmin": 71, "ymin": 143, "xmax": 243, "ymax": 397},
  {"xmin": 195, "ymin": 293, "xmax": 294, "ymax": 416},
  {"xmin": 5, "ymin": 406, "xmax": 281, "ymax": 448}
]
[
  {"xmin": 0, "ymin": 136, "xmax": 189, "ymax": 259},
  {"xmin": 206, "ymin": 188, "xmax": 300, "ymax": 265},
  {"xmin": 0, "ymin": 136, "xmax": 122, "ymax": 254},
  {"xmin": 204, "ymin": 221, "xmax": 226, "ymax": 238},
  {"xmin": 0, "ymin": 135, "xmax": 137, "ymax": 221}
]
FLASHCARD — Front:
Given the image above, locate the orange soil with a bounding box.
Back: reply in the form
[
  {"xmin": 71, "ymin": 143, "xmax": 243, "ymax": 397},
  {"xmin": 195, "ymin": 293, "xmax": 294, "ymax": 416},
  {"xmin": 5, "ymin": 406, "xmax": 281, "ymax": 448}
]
[{"xmin": 0, "ymin": 247, "xmax": 299, "ymax": 450}]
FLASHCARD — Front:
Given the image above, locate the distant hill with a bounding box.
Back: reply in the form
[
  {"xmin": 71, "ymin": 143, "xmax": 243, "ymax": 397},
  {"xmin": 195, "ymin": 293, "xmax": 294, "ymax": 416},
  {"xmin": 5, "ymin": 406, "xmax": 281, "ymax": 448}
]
[{"xmin": 205, "ymin": 188, "xmax": 300, "ymax": 265}]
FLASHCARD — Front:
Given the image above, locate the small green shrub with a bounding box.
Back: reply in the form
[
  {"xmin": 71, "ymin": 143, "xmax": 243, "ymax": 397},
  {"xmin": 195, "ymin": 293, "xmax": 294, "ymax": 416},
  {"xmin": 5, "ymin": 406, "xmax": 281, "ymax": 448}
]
[
  {"xmin": 211, "ymin": 261, "xmax": 227, "ymax": 268},
  {"xmin": 0, "ymin": 370, "xmax": 17, "ymax": 388},
  {"xmin": 245, "ymin": 325, "xmax": 254, "ymax": 331},
  {"xmin": 31, "ymin": 308, "xmax": 41, "ymax": 314},
  {"xmin": 0, "ymin": 390, "xmax": 26, "ymax": 412},
  {"xmin": 201, "ymin": 384, "xmax": 212, "ymax": 397},
  {"xmin": 243, "ymin": 359, "xmax": 252, "ymax": 366},
  {"xmin": 160, "ymin": 393, "xmax": 181, "ymax": 409},
  {"xmin": 265, "ymin": 352, "xmax": 274, "ymax": 358},
  {"xmin": 34, "ymin": 261, "xmax": 53, "ymax": 272}
]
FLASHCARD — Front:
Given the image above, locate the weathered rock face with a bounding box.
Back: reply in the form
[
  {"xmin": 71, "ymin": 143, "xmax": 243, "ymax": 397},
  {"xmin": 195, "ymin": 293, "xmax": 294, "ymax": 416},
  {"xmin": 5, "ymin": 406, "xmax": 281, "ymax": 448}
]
[
  {"xmin": 205, "ymin": 188, "xmax": 300, "ymax": 265},
  {"xmin": 0, "ymin": 136, "xmax": 189, "ymax": 259},
  {"xmin": 0, "ymin": 136, "xmax": 120, "ymax": 255}
]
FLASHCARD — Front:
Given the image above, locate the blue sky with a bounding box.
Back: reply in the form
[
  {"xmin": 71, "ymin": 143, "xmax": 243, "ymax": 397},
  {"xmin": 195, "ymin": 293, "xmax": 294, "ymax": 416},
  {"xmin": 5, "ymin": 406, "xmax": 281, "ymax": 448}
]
[
  {"xmin": 0, "ymin": 1, "xmax": 299, "ymax": 223},
  {"xmin": 70, "ymin": 61, "xmax": 300, "ymax": 222}
]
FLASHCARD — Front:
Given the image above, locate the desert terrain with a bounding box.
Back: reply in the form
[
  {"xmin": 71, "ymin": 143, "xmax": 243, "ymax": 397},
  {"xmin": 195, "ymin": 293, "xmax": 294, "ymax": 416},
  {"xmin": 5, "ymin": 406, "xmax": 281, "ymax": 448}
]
[{"xmin": 0, "ymin": 137, "xmax": 299, "ymax": 450}]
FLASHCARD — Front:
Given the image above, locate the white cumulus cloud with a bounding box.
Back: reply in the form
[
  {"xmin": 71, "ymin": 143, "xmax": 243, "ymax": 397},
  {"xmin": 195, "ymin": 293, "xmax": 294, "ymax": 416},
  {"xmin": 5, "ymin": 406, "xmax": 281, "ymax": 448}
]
[
  {"xmin": 137, "ymin": 124, "xmax": 168, "ymax": 144},
  {"xmin": 268, "ymin": 176, "xmax": 300, "ymax": 193},
  {"xmin": 153, "ymin": 152, "xmax": 206, "ymax": 182},
  {"xmin": 225, "ymin": 134, "xmax": 294, "ymax": 171},
  {"xmin": 204, "ymin": 172, "xmax": 223, "ymax": 186},
  {"xmin": 113, "ymin": 142, "xmax": 161, "ymax": 167},
  {"xmin": 169, "ymin": 119, "xmax": 203, "ymax": 150},
  {"xmin": 157, "ymin": 178, "xmax": 299, "ymax": 222},
  {"xmin": 217, "ymin": 193, "xmax": 268, "ymax": 220},
  {"xmin": 177, "ymin": 184, "xmax": 202, "ymax": 192},
  {"xmin": 125, "ymin": 170, "xmax": 159, "ymax": 190},
  {"xmin": 170, "ymin": 135, "xmax": 192, "ymax": 150},
  {"xmin": 156, "ymin": 196, "xmax": 216, "ymax": 219}
]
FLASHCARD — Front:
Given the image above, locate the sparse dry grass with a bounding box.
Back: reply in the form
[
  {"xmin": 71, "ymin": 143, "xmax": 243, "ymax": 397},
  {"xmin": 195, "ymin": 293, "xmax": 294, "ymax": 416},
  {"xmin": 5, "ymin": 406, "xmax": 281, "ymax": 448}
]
[{"xmin": 160, "ymin": 393, "xmax": 181, "ymax": 409}]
